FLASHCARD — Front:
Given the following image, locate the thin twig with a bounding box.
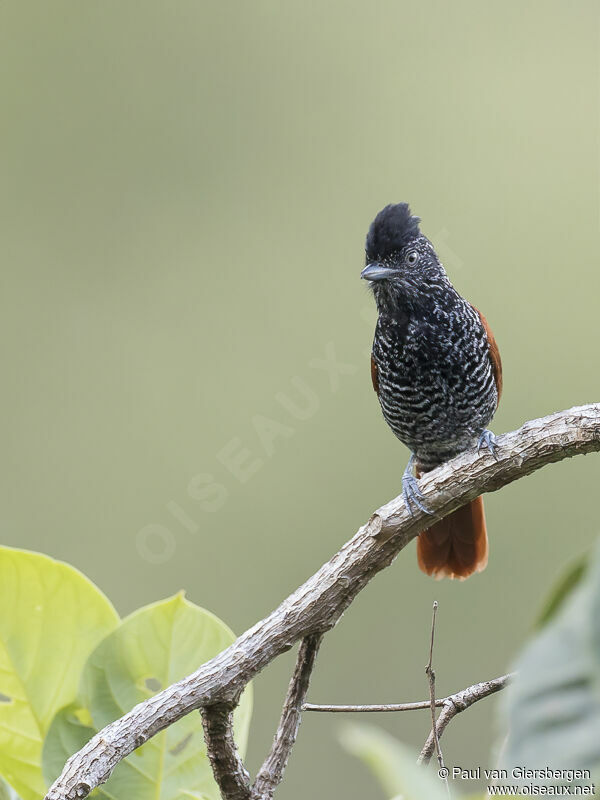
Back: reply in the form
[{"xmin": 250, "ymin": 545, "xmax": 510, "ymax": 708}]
[
  {"xmin": 303, "ymin": 676, "xmax": 513, "ymax": 714},
  {"xmin": 425, "ymin": 601, "xmax": 450, "ymax": 797},
  {"xmin": 251, "ymin": 633, "xmax": 323, "ymax": 800},
  {"xmin": 44, "ymin": 405, "xmax": 600, "ymax": 800},
  {"xmin": 201, "ymin": 702, "xmax": 251, "ymax": 800},
  {"xmin": 417, "ymin": 674, "xmax": 513, "ymax": 765},
  {"xmin": 303, "ymin": 699, "xmax": 446, "ymax": 712},
  {"xmin": 426, "ymin": 601, "xmax": 443, "ymax": 767}
]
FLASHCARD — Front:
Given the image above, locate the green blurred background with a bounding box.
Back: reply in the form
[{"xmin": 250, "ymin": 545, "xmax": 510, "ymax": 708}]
[{"xmin": 2, "ymin": 2, "xmax": 599, "ymax": 797}]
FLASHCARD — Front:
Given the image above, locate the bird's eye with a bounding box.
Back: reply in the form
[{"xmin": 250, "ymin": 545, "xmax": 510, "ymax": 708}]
[{"xmin": 406, "ymin": 250, "xmax": 419, "ymax": 266}]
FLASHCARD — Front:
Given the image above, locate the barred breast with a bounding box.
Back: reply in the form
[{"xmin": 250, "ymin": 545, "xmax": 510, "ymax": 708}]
[{"xmin": 372, "ymin": 295, "xmax": 498, "ymax": 471}]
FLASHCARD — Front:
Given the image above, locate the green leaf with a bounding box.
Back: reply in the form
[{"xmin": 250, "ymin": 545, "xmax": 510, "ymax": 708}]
[
  {"xmin": 43, "ymin": 593, "xmax": 252, "ymax": 800},
  {"xmin": 534, "ymin": 551, "xmax": 589, "ymax": 629},
  {"xmin": 43, "ymin": 706, "xmax": 108, "ymax": 797},
  {"xmin": 500, "ymin": 539, "xmax": 600, "ymax": 785},
  {"xmin": 340, "ymin": 722, "xmax": 448, "ymax": 800},
  {"xmin": 0, "ymin": 546, "xmax": 119, "ymax": 800},
  {"xmin": 0, "ymin": 777, "xmax": 22, "ymax": 800},
  {"xmin": 462, "ymin": 796, "xmax": 518, "ymax": 800},
  {"xmin": 459, "ymin": 797, "xmax": 490, "ymax": 800}
]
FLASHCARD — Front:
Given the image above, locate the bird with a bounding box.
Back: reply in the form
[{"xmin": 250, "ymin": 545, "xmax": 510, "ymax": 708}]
[{"xmin": 362, "ymin": 203, "xmax": 502, "ymax": 579}]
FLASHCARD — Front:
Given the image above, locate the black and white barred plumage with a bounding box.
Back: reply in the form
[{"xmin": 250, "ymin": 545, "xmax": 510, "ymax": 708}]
[{"xmin": 364, "ymin": 204, "xmax": 499, "ymax": 472}]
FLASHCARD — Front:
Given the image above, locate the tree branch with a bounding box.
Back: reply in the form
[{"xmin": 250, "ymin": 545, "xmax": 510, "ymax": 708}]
[
  {"xmin": 201, "ymin": 635, "xmax": 323, "ymax": 800},
  {"xmin": 45, "ymin": 404, "xmax": 600, "ymax": 800},
  {"xmin": 251, "ymin": 633, "xmax": 323, "ymax": 800},
  {"xmin": 417, "ymin": 674, "xmax": 513, "ymax": 765},
  {"xmin": 201, "ymin": 703, "xmax": 251, "ymax": 800}
]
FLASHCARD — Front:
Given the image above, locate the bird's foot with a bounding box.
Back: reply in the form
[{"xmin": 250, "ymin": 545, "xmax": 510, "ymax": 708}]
[
  {"xmin": 478, "ymin": 429, "xmax": 499, "ymax": 460},
  {"xmin": 402, "ymin": 455, "xmax": 433, "ymax": 516}
]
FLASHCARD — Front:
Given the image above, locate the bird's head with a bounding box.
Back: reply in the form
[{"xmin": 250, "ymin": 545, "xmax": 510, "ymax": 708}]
[{"xmin": 361, "ymin": 203, "xmax": 446, "ymax": 311}]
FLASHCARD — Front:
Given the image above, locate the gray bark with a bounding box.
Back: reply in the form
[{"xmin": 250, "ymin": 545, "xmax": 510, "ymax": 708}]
[{"xmin": 44, "ymin": 404, "xmax": 600, "ymax": 800}]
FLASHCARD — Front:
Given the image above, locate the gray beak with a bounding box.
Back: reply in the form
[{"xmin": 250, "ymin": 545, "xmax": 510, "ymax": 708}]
[{"xmin": 361, "ymin": 263, "xmax": 398, "ymax": 281}]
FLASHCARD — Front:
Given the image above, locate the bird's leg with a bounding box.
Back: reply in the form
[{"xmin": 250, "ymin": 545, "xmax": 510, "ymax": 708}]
[
  {"xmin": 402, "ymin": 454, "xmax": 433, "ymax": 516},
  {"xmin": 478, "ymin": 429, "xmax": 499, "ymax": 460}
]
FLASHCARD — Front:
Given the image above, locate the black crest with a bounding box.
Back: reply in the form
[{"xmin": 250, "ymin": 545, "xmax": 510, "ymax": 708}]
[{"xmin": 365, "ymin": 203, "xmax": 421, "ymax": 261}]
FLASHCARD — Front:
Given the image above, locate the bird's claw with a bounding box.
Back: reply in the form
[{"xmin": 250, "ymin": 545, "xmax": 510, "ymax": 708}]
[
  {"xmin": 402, "ymin": 457, "xmax": 433, "ymax": 516},
  {"xmin": 478, "ymin": 429, "xmax": 499, "ymax": 461}
]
